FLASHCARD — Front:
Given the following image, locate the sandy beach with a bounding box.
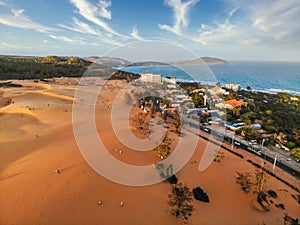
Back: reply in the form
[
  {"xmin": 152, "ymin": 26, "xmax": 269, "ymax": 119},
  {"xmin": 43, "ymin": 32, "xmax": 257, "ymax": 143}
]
[{"xmin": 0, "ymin": 78, "xmax": 299, "ymax": 225}]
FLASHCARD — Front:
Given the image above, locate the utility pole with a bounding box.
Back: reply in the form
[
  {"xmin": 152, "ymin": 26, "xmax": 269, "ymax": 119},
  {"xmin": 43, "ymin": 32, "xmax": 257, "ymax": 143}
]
[
  {"xmin": 261, "ymin": 138, "xmax": 265, "ymax": 150},
  {"xmin": 272, "ymin": 155, "xmax": 277, "ymax": 173}
]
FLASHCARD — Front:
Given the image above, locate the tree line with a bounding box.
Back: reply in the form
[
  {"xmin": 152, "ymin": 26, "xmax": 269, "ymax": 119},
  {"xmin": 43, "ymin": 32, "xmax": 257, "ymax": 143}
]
[{"xmin": 0, "ymin": 55, "xmax": 91, "ymax": 80}]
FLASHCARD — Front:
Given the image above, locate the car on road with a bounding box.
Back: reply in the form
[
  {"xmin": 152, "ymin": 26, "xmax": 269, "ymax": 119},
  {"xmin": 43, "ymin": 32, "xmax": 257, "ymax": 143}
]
[
  {"xmin": 249, "ymin": 140, "xmax": 258, "ymax": 145},
  {"xmin": 234, "ymin": 141, "xmax": 241, "ymax": 146},
  {"xmin": 204, "ymin": 128, "xmax": 210, "ymax": 132},
  {"xmin": 255, "ymin": 150, "xmax": 262, "ymax": 156}
]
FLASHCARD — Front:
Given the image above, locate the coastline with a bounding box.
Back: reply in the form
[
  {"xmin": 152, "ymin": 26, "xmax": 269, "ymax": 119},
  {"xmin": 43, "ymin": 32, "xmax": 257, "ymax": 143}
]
[{"xmin": 120, "ymin": 61, "xmax": 300, "ymax": 96}]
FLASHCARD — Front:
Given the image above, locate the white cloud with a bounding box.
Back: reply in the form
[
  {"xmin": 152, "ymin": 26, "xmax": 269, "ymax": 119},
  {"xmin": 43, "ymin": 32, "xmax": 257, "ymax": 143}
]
[
  {"xmin": 0, "ymin": 8, "xmax": 56, "ymax": 33},
  {"xmin": 225, "ymin": 0, "xmax": 300, "ymax": 46},
  {"xmin": 250, "ymin": 0, "xmax": 300, "ymax": 41},
  {"xmin": 48, "ymin": 34, "xmax": 79, "ymax": 43},
  {"xmin": 130, "ymin": 26, "xmax": 146, "ymax": 41},
  {"xmin": 0, "ymin": 0, "xmax": 5, "ymax": 6},
  {"xmin": 1, "ymin": 42, "xmax": 32, "ymax": 49},
  {"xmin": 194, "ymin": 19, "xmax": 241, "ymax": 44},
  {"xmin": 159, "ymin": 0, "xmax": 199, "ymax": 35},
  {"xmin": 59, "ymin": 17, "xmax": 101, "ymax": 36},
  {"xmin": 69, "ymin": 0, "xmax": 126, "ymax": 38},
  {"xmin": 98, "ymin": 0, "xmax": 112, "ymax": 19},
  {"xmin": 229, "ymin": 7, "xmax": 239, "ymax": 18}
]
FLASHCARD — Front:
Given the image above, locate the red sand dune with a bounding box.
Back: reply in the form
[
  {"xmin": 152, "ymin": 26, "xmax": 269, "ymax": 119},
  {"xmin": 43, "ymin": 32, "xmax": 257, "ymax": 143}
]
[{"xmin": 0, "ymin": 79, "xmax": 299, "ymax": 225}]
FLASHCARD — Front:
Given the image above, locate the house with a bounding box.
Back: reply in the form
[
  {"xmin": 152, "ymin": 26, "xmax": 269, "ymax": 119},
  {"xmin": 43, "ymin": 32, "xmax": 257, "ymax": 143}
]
[
  {"xmin": 190, "ymin": 88, "xmax": 205, "ymax": 94},
  {"xmin": 166, "ymin": 84, "xmax": 177, "ymax": 90},
  {"xmin": 290, "ymin": 96, "xmax": 299, "ymax": 101},
  {"xmin": 209, "ymin": 94, "xmax": 223, "ymax": 103},
  {"xmin": 216, "ymin": 99, "xmax": 245, "ymax": 110},
  {"xmin": 165, "ymin": 76, "xmax": 177, "ymax": 84},
  {"xmin": 208, "ymin": 86, "xmax": 226, "ymax": 95}
]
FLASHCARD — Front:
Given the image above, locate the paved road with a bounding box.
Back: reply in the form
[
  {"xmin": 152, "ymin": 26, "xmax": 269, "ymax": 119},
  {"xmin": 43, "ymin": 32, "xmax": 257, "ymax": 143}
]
[{"xmin": 184, "ymin": 118, "xmax": 300, "ymax": 179}]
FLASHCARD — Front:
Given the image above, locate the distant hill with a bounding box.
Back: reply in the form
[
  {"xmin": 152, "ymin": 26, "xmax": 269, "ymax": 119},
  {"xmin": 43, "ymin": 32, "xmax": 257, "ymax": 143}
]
[
  {"xmin": 84, "ymin": 57, "xmax": 130, "ymax": 68},
  {"xmin": 177, "ymin": 57, "xmax": 228, "ymax": 65},
  {"xmin": 123, "ymin": 57, "xmax": 227, "ymax": 67},
  {"xmin": 86, "ymin": 56, "xmax": 227, "ymax": 68},
  {"xmin": 0, "ymin": 55, "xmax": 227, "ymax": 80}
]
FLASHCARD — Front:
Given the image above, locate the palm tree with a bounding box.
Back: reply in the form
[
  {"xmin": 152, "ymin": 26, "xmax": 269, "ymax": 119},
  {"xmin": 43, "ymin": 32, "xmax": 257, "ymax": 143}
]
[{"xmin": 167, "ymin": 183, "xmax": 195, "ymax": 223}]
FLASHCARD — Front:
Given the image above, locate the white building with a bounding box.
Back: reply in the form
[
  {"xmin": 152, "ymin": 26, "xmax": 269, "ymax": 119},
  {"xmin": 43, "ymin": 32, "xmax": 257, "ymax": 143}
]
[
  {"xmin": 226, "ymin": 84, "xmax": 241, "ymax": 92},
  {"xmin": 140, "ymin": 73, "xmax": 162, "ymax": 83}
]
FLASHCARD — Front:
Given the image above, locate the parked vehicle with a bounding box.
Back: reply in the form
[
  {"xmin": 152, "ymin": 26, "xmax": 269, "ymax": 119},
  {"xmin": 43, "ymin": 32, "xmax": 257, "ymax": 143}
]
[{"xmin": 249, "ymin": 140, "xmax": 258, "ymax": 145}]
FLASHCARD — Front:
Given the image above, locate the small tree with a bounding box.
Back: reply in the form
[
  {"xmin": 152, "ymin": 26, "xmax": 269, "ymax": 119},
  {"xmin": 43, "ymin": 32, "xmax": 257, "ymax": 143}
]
[
  {"xmin": 254, "ymin": 164, "xmax": 270, "ymax": 211},
  {"xmin": 133, "ymin": 112, "xmax": 149, "ymax": 130},
  {"xmin": 168, "ymin": 183, "xmax": 195, "ymax": 223},
  {"xmin": 214, "ymin": 150, "xmax": 225, "ymax": 162},
  {"xmin": 255, "ymin": 165, "xmax": 268, "ymax": 194},
  {"xmin": 242, "ymin": 126, "xmax": 259, "ymax": 141},
  {"xmin": 236, "ymin": 171, "xmax": 253, "ymax": 193},
  {"xmin": 290, "ymin": 147, "xmax": 300, "ymax": 160},
  {"xmin": 156, "ymin": 133, "xmax": 171, "ymax": 159},
  {"xmin": 173, "ymin": 110, "xmax": 182, "ymax": 133},
  {"xmin": 293, "ymin": 129, "xmax": 300, "ymax": 145},
  {"xmin": 284, "ymin": 214, "xmax": 299, "ymax": 225}
]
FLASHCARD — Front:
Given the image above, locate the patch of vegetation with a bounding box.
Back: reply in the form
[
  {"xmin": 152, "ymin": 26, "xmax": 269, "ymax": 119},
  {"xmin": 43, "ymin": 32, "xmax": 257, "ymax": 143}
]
[
  {"xmin": 284, "ymin": 214, "xmax": 299, "ymax": 225},
  {"xmin": 192, "ymin": 187, "xmax": 209, "ymax": 203},
  {"xmin": 167, "ymin": 175, "xmax": 178, "ymax": 184},
  {"xmin": 168, "ymin": 183, "xmax": 195, "ymax": 223},
  {"xmin": 236, "ymin": 171, "xmax": 253, "ymax": 193},
  {"xmin": 214, "ymin": 150, "xmax": 225, "ymax": 162},
  {"xmin": 0, "ymin": 55, "xmax": 91, "ymax": 80},
  {"xmin": 240, "ymin": 90, "xmax": 300, "ymax": 149},
  {"xmin": 275, "ymin": 203, "xmax": 285, "ymax": 210},
  {"xmin": 291, "ymin": 194, "xmax": 300, "ymax": 204},
  {"xmin": 267, "ymin": 190, "xmax": 277, "ymax": 198},
  {"xmin": 257, "ymin": 191, "xmax": 269, "ymax": 211},
  {"xmin": 155, "ymin": 133, "xmax": 172, "ymax": 159},
  {"xmin": 290, "ymin": 147, "xmax": 300, "ymax": 161}
]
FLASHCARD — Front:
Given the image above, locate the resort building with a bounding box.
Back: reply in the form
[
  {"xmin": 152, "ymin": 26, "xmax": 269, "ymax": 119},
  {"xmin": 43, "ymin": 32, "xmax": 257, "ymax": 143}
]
[
  {"xmin": 226, "ymin": 84, "xmax": 241, "ymax": 92},
  {"xmin": 140, "ymin": 73, "xmax": 162, "ymax": 83}
]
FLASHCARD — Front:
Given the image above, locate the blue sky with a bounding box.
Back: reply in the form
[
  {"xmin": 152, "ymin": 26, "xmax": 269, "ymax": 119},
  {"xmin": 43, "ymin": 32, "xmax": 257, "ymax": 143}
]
[{"xmin": 0, "ymin": 0, "xmax": 299, "ymax": 61}]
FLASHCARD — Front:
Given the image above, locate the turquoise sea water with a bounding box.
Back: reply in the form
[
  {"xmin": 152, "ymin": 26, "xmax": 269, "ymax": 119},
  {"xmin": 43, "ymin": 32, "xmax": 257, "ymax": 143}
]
[{"xmin": 121, "ymin": 61, "xmax": 300, "ymax": 95}]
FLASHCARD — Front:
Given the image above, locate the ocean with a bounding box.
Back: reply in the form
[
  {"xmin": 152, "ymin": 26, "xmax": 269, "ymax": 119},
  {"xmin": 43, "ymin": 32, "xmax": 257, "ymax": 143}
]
[{"xmin": 121, "ymin": 61, "xmax": 300, "ymax": 96}]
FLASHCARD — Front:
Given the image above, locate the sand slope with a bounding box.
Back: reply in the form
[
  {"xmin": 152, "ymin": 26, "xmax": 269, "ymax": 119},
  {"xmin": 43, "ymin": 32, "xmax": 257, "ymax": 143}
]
[{"xmin": 0, "ymin": 79, "xmax": 299, "ymax": 225}]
